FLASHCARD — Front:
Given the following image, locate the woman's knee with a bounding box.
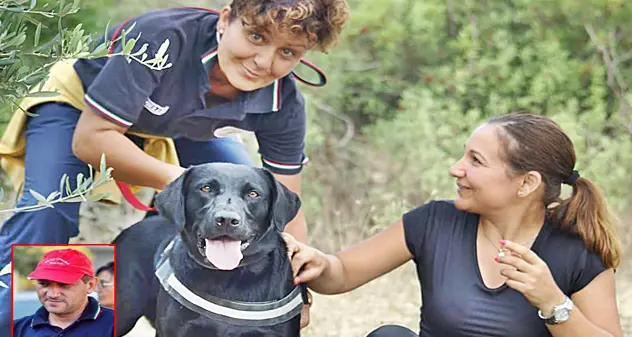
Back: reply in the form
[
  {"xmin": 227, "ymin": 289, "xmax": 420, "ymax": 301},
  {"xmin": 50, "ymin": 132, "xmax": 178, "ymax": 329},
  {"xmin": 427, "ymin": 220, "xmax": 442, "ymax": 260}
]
[{"xmin": 366, "ymin": 325, "xmax": 418, "ymax": 337}]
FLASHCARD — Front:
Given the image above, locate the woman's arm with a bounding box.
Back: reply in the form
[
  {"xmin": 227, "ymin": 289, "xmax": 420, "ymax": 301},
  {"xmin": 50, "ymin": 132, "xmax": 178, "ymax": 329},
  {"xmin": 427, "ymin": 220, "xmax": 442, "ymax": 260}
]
[
  {"xmin": 72, "ymin": 106, "xmax": 185, "ymax": 190},
  {"xmin": 547, "ymin": 269, "xmax": 623, "ymax": 337},
  {"xmin": 498, "ymin": 241, "xmax": 623, "ymax": 337},
  {"xmin": 289, "ymin": 219, "xmax": 413, "ymax": 294},
  {"xmin": 273, "ymin": 172, "xmax": 307, "ymax": 243}
]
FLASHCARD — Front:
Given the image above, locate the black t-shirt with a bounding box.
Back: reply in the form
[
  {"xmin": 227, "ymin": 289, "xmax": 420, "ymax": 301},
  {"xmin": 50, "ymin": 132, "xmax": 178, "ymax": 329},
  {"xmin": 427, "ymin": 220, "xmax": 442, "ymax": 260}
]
[{"xmin": 402, "ymin": 200, "xmax": 606, "ymax": 337}]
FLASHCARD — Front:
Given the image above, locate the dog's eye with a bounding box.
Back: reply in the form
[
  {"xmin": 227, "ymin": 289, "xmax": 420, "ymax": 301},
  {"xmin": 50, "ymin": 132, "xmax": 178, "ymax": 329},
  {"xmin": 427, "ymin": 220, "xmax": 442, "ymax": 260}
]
[
  {"xmin": 247, "ymin": 190, "xmax": 259, "ymax": 198},
  {"xmin": 200, "ymin": 185, "xmax": 211, "ymax": 192}
]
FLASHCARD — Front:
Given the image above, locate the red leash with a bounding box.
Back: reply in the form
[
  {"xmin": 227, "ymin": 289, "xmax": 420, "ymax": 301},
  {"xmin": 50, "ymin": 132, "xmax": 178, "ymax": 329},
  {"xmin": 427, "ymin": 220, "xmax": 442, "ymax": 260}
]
[
  {"xmin": 115, "ymin": 181, "xmax": 156, "ymax": 212},
  {"xmin": 105, "ymin": 18, "xmax": 158, "ymax": 213}
]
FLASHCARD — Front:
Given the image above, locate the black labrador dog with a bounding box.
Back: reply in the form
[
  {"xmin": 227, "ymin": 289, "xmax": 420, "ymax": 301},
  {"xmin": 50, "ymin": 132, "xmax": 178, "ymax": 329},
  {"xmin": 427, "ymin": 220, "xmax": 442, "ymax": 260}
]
[{"xmin": 114, "ymin": 163, "xmax": 304, "ymax": 336}]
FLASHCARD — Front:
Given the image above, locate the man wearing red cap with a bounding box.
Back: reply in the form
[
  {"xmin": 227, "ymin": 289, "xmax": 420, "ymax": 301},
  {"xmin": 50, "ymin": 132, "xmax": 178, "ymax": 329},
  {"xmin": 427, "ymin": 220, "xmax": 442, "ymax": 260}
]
[{"xmin": 13, "ymin": 249, "xmax": 114, "ymax": 337}]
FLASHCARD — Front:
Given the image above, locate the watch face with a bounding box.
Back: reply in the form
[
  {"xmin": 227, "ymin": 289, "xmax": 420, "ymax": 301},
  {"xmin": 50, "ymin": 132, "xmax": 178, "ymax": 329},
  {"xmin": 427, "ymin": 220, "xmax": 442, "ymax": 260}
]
[
  {"xmin": 558, "ymin": 310, "xmax": 569, "ymax": 322},
  {"xmin": 542, "ymin": 297, "xmax": 573, "ymax": 324},
  {"xmin": 553, "ymin": 308, "xmax": 570, "ymax": 323}
]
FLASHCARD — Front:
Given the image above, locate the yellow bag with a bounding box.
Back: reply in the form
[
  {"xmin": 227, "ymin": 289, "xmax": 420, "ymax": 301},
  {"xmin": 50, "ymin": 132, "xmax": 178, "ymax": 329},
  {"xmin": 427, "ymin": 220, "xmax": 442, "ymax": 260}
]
[{"xmin": 0, "ymin": 59, "xmax": 179, "ymax": 205}]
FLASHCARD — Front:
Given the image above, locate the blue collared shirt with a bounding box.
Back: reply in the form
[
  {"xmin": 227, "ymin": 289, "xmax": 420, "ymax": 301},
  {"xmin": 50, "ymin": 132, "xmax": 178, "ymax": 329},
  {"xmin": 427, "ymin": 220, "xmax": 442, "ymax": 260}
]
[
  {"xmin": 73, "ymin": 7, "xmax": 308, "ymax": 174},
  {"xmin": 13, "ymin": 297, "xmax": 114, "ymax": 337}
]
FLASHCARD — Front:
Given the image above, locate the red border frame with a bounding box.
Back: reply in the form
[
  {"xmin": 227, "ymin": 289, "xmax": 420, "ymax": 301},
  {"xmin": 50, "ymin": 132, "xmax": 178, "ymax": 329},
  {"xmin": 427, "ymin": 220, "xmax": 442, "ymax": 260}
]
[{"xmin": 10, "ymin": 244, "xmax": 117, "ymax": 337}]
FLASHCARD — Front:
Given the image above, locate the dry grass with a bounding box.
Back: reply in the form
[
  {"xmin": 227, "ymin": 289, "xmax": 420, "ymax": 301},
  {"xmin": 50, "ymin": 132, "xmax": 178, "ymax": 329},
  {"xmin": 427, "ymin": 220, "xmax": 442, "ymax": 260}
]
[
  {"xmin": 307, "ymin": 267, "xmax": 632, "ymax": 337},
  {"xmin": 3, "ymin": 170, "xmax": 631, "ymax": 337},
  {"xmin": 107, "ymin": 198, "xmax": 632, "ymax": 337},
  {"xmin": 304, "ymin": 264, "xmax": 420, "ymax": 337},
  {"xmin": 122, "ymin": 263, "xmax": 632, "ymax": 337},
  {"xmin": 2, "ymin": 172, "xmax": 625, "ymax": 336}
]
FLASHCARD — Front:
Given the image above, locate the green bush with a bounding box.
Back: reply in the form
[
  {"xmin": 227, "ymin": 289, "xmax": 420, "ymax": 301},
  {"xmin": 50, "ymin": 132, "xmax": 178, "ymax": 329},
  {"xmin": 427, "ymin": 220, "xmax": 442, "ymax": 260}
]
[
  {"xmin": 3, "ymin": 0, "xmax": 631, "ymax": 251},
  {"xmin": 302, "ymin": 0, "xmax": 632, "ymax": 248}
]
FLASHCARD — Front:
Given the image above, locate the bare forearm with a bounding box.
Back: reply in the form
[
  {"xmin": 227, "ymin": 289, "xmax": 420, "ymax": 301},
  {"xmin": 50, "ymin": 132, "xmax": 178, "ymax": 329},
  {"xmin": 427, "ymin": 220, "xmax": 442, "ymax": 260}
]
[
  {"xmin": 548, "ymin": 307, "xmax": 620, "ymax": 337},
  {"xmin": 307, "ymin": 249, "xmax": 391, "ymax": 295},
  {"xmin": 305, "ymin": 220, "xmax": 412, "ymax": 295},
  {"xmin": 284, "ymin": 208, "xmax": 307, "ymax": 243},
  {"xmin": 72, "ymin": 130, "xmax": 183, "ymax": 190},
  {"xmin": 274, "ymin": 173, "xmax": 307, "ymax": 243}
]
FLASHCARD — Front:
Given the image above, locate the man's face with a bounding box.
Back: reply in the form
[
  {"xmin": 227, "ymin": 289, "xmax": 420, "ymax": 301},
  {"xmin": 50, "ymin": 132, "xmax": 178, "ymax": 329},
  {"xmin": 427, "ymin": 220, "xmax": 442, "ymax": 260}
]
[{"xmin": 35, "ymin": 278, "xmax": 95, "ymax": 315}]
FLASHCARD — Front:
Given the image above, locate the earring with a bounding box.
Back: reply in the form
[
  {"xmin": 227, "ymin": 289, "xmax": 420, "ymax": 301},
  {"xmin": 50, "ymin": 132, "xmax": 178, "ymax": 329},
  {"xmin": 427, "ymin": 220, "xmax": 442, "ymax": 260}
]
[{"xmin": 518, "ymin": 190, "xmax": 525, "ymax": 197}]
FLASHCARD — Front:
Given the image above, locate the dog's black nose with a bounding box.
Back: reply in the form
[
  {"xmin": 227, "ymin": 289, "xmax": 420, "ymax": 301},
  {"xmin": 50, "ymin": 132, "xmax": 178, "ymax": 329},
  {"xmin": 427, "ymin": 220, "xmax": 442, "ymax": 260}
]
[{"xmin": 214, "ymin": 210, "xmax": 241, "ymax": 227}]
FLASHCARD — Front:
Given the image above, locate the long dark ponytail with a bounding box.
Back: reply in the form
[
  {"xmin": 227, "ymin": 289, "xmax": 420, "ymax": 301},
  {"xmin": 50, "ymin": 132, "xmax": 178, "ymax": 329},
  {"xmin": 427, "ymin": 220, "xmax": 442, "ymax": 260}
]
[{"xmin": 489, "ymin": 113, "xmax": 621, "ymax": 268}]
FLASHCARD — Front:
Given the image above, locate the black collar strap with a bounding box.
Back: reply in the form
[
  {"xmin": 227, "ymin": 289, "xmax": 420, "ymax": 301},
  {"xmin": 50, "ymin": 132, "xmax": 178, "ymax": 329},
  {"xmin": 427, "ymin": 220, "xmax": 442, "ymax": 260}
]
[{"xmin": 154, "ymin": 239, "xmax": 304, "ymax": 327}]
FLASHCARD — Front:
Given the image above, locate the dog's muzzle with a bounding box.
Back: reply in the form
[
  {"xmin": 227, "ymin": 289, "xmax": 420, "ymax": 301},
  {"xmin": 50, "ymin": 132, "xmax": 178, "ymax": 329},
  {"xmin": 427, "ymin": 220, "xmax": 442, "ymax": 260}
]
[{"xmin": 193, "ymin": 207, "xmax": 254, "ymax": 271}]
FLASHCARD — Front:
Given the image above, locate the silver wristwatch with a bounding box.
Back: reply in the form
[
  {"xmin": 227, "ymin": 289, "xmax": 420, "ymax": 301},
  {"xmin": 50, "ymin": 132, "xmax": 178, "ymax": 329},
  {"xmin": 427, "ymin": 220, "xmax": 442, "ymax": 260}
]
[{"xmin": 538, "ymin": 296, "xmax": 573, "ymax": 324}]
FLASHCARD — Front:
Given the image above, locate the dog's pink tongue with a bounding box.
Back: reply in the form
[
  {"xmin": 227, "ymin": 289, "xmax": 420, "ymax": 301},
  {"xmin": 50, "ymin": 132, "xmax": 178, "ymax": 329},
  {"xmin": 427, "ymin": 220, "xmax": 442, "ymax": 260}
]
[{"xmin": 205, "ymin": 239, "xmax": 243, "ymax": 270}]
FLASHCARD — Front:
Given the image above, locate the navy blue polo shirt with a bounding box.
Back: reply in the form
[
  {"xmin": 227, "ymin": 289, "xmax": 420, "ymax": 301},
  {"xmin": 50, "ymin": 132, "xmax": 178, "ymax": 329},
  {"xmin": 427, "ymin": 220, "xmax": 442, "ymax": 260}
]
[
  {"xmin": 13, "ymin": 297, "xmax": 114, "ymax": 337},
  {"xmin": 73, "ymin": 7, "xmax": 308, "ymax": 175}
]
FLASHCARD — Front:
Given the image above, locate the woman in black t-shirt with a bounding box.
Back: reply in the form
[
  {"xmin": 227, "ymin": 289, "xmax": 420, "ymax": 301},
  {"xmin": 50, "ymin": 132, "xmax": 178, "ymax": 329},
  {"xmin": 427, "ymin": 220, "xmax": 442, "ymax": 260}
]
[{"xmin": 285, "ymin": 113, "xmax": 623, "ymax": 337}]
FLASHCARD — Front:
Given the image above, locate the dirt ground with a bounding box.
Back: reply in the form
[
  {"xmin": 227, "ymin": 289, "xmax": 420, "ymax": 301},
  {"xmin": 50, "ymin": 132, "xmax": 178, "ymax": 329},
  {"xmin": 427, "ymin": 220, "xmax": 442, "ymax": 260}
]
[
  {"xmin": 121, "ymin": 262, "xmax": 632, "ymax": 337},
  {"xmin": 14, "ymin": 189, "xmax": 628, "ymax": 337}
]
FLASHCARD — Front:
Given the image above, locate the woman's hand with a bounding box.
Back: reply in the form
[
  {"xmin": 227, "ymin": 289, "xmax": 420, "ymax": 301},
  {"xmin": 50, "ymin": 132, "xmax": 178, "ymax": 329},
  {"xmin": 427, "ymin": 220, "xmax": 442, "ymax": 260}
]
[
  {"xmin": 282, "ymin": 233, "xmax": 321, "ymax": 330},
  {"xmin": 281, "ymin": 233, "xmax": 330, "ymax": 285},
  {"xmin": 495, "ymin": 240, "xmax": 567, "ymax": 316}
]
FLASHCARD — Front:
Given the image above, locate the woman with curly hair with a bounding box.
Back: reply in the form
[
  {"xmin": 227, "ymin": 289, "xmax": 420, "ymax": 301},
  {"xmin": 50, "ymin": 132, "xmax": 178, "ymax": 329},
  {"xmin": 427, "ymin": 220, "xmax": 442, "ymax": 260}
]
[{"xmin": 0, "ymin": 0, "xmax": 349, "ymax": 333}]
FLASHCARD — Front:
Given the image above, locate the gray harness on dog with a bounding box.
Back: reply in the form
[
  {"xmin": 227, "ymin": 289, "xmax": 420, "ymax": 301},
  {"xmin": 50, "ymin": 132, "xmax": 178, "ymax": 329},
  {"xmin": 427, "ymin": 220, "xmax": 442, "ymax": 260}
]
[{"xmin": 154, "ymin": 238, "xmax": 304, "ymax": 327}]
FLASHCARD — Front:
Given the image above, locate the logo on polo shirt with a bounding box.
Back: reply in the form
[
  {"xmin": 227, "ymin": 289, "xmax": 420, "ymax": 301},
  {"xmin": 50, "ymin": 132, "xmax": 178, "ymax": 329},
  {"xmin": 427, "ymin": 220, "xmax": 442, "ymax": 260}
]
[
  {"xmin": 144, "ymin": 98, "xmax": 170, "ymax": 116},
  {"xmin": 213, "ymin": 126, "xmax": 257, "ymax": 145},
  {"xmin": 44, "ymin": 258, "xmax": 70, "ymax": 265}
]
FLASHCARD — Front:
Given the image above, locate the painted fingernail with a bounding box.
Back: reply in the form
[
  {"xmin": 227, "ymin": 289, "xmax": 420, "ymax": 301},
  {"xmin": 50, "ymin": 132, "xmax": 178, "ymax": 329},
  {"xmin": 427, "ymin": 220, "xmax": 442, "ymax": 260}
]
[
  {"xmin": 293, "ymin": 277, "xmax": 300, "ymax": 286},
  {"xmin": 493, "ymin": 256, "xmax": 499, "ymax": 262},
  {"xmin": 499, "ymin": 240, "xmax": 507, "ymax": 246}
]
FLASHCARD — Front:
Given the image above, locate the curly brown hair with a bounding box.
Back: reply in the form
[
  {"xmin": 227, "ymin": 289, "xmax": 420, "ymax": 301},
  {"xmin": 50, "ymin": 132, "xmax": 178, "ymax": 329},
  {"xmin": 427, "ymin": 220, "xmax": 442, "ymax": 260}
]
[{"xmin": 228, "ymin": 0, "xmax": 350, "ymax": 52}]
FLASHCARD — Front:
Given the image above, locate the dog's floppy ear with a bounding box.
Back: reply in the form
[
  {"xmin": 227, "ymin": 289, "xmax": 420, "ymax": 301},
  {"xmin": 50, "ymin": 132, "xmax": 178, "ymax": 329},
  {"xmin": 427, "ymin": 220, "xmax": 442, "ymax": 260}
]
[
  {"xmin": 261, "ymin": 169, "xmax": 302, "ymax": 232},
  {"xmin": 155, "ymin": 167, "xmax": 192, "ymax": 231}
]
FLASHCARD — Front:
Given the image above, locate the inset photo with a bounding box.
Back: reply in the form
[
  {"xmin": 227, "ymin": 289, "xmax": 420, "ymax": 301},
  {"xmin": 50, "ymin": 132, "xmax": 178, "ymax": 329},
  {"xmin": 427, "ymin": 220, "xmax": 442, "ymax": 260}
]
[{"xmin": 11, "ymin": 244, "xmax": 115, "ymax": 337}]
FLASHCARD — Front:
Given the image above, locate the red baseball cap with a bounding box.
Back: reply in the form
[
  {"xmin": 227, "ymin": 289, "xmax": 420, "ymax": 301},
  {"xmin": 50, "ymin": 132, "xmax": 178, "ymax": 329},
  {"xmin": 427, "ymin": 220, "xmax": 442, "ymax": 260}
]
[{"xmin": 27, "ymin": 249, "xmax": 95, "ymax": 284}]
